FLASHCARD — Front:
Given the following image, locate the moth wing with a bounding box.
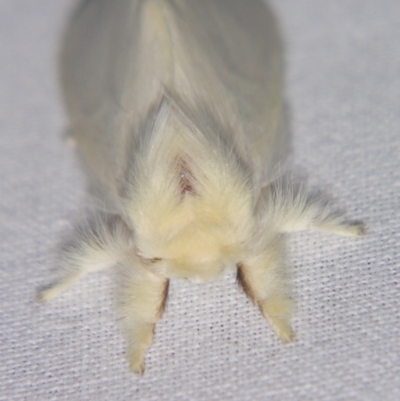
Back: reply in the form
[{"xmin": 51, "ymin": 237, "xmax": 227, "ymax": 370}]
[
  {"xmin": 164, "ymin": 0, "xmax": 289, "ymax": 190},
  {"xmin": 60, "ymin": 0, "xmax": 172, "ymax": 212},
  {"xmin": 60, "ymin": 0, "xmax": 288, "ymax": 211}
]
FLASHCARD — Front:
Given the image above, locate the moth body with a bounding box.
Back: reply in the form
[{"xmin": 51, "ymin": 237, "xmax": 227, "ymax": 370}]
[{"xmin": 38, "ymin": 0, "xmax": 365, "ymax": 374}]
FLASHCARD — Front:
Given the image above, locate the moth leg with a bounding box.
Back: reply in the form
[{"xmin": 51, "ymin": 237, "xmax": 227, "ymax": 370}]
[
  {"xmin": 37, "ymin": 214, "xmax": 129, "ymax": 303},
  {"xmin": 237, "ymin": 235, "xmax": 294, "ymax": 343},
  {"xmin": 264, "ymin": 182, "xmax": 366, "ymax": 237},
  {"xmin": 117, "ymin": 261, "xmax": 169, "ymax": 375},
  {"xmin": 310, "ymin": 214, "xmax": 366, "ymax": 237}
]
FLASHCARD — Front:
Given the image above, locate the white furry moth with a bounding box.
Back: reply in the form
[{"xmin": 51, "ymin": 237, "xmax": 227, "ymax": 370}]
[{"xmin": 37, "ymin": 0, "xmax": 365, "ymax": 374}]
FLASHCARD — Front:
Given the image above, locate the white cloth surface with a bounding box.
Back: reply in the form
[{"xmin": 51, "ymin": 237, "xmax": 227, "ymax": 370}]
[{"xmin": 0, "ymin": 0, "xmax": 399, "ymax": 400}]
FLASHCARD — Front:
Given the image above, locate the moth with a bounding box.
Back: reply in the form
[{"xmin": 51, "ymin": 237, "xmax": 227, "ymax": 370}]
[{"xmin": 37, "ymin": 0, "xmax": 365, "ymax": 374}]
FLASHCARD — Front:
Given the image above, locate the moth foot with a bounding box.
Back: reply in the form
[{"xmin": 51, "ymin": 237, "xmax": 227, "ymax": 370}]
[
  {"xmin": 318, "ymin": 219, "xmax": 367, "ymax": 237},
  {"xmin": 271, "ymin": 318, "xmax": 295, "ymax": 344},
  {"xmin": 36, "ymin": 284, "xmax": 62, "ymax": 303},
  {"xmin": 128, "ymin": 349, "xmax": 146, "ymax": 375},
  {"xmin": 344, "ymin": 220, "xmax": 367, "ymax": 237},
  {"xmin": 260, "ymin": 296, "xmax": 294, "ymax": 343}
]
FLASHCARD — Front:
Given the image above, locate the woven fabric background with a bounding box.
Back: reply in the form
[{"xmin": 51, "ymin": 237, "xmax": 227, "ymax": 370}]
[{"xmin": 1, "ymin": 0, "xmax": 399, "ymax": 400}]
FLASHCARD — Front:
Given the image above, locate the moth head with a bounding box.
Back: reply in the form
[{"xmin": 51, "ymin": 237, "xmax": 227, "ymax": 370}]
[
  {"xmin": 124, "ymin": 151, "xmax": 256, "ymax": 281},
  {"xmin": 129, "ymin": 189, "xmax": 254, "ymax": 281}
]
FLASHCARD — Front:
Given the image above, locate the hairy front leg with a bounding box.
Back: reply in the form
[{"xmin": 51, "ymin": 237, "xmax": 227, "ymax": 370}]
[
  {"xmin": 261, "ymin": 181, "xmax": 366, "ymax": 237},
  {"xmin": 237, "ymin": 234, "xmax": 294, "ymax": 343},
  {"xmin": 37, "ymin": 213, "xmax": 130, "ymax": 302},
  {"xmin": 116, "ymin": 259, "xmax": 169, "ymax": 375}
]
